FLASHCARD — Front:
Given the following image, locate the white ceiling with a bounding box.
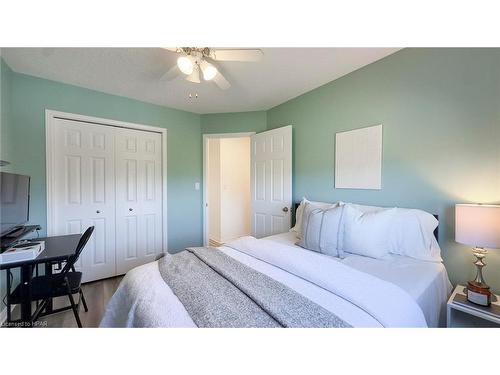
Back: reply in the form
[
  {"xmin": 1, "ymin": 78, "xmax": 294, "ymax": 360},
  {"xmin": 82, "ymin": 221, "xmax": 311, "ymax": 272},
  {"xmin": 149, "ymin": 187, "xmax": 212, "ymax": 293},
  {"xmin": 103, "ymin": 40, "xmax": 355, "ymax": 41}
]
[{"xmin": 2, "ymin": 48, "xmax": 400, "ymax": 114}]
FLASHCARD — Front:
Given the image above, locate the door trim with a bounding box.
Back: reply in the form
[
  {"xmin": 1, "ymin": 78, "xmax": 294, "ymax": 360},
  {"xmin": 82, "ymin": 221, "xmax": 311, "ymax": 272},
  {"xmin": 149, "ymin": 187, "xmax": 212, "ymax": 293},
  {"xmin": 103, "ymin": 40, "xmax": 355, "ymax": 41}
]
[
  {"xmin": 45, "ymin": 109, "xmax": 168, "ymax": 252},
  {"xmin": 202, "ymin": 132, "xmax": 255, "ymax": 246}
]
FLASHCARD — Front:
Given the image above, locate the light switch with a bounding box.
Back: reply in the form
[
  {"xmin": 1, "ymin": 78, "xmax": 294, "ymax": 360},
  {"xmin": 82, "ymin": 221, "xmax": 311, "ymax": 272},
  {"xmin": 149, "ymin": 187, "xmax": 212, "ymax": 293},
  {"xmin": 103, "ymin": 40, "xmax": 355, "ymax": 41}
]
[{"xmin": 195, "ymin": 182, "xmax": 200, "ymax": 190}]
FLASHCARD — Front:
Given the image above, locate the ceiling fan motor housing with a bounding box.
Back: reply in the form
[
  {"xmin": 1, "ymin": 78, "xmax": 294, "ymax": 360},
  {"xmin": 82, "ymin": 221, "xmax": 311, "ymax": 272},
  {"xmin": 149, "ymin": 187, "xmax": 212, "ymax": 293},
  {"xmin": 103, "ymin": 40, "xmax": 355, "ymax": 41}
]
[{"xmin": 181, "ymin": 47, "xmax": 211, "ymax": 59}]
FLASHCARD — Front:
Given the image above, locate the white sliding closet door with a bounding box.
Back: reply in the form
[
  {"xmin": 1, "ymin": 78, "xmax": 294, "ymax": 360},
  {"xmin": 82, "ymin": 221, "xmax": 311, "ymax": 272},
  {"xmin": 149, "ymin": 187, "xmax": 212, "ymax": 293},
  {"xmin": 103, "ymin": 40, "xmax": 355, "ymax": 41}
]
[
  {"xmin": 115, "ymin": 128, "xmax": 163, "ymax": 274},
  {"xmin": 51, "ymin": 119, "xmax": 116, "ymax": 282}
]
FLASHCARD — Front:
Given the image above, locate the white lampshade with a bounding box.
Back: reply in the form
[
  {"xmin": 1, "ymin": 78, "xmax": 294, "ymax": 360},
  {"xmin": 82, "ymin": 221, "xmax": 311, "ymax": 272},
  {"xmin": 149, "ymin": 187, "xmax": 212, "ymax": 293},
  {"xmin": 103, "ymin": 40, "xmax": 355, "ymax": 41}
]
[
  {"xmin": 177, "ymin": 56, "xmax": 194, "ymax": 75},
  {"xmin": 200, "ymin": 60, "xmax": 217, "ymax": 81},
  {"xmin": 455, "ymin": 204, "xmax": 500, "ymax": 249}
]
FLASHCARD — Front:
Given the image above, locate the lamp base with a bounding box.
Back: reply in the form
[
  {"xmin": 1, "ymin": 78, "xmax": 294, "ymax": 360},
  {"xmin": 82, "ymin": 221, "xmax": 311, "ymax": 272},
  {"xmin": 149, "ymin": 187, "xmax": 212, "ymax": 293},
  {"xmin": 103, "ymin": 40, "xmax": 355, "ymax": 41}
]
[
  {"xmin": 467, "ymin": 281, "xmax": 491, "ymax": 306},
  {"xmin": 466, "ymin": 247, "xmax": 491, "ymax": 306}
]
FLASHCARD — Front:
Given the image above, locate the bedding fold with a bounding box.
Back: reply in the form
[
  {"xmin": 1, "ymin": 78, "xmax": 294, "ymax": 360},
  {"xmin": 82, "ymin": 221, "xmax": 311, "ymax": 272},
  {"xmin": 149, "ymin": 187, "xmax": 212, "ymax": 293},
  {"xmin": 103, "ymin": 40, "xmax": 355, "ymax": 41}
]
[
  {"xmin": 157, "ymin": 246, "xmax": 351, "ymax": 328},
  {"xmin": 226, "ymin": 236, "xmax": 428, "ymax": 328}
]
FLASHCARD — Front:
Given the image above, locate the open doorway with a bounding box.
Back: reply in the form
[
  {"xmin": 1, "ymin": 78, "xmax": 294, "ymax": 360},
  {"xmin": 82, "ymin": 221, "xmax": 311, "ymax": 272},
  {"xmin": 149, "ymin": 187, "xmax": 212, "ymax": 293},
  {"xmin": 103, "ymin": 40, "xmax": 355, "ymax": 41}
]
[{"xmin": 203, "ymin": 133, "xmax": 254, "ymax": 246}]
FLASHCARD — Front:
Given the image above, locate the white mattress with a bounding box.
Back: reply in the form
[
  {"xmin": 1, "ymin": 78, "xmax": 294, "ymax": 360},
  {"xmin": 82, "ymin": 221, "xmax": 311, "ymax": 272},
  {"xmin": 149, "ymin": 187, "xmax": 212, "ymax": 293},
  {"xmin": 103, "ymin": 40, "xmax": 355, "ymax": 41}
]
[{"xmin": 265, "ymin": 231, "xmax": 452, "ymax": 327}]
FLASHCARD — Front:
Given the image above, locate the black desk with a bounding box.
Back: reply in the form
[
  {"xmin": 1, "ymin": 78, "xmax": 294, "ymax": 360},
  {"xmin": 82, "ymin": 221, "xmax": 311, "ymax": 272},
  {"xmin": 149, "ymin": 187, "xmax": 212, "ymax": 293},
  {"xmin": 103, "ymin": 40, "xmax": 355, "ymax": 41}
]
[{"xmin": 1, "ymin": 234, "xmax": 80, "ymax": 325}]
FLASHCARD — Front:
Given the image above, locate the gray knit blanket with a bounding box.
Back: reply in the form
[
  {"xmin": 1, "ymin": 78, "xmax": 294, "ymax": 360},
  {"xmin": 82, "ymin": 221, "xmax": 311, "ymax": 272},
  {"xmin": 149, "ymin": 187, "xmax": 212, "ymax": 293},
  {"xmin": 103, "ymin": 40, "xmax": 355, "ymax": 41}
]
[{"xmin": 157, "ymin": 247, "xmax": 351, "ymax": 328}]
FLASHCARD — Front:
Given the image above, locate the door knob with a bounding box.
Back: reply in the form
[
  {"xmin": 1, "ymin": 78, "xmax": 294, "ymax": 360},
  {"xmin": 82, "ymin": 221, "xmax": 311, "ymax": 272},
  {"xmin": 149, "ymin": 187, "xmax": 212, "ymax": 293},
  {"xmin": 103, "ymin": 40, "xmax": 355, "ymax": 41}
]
[
  {"xmin": 129, "ymin": 208, "xmax": 133, "ymax": 211},
  {"xmin": 282, "ymin": 207, "xmax": 289, "ymax": 213}
]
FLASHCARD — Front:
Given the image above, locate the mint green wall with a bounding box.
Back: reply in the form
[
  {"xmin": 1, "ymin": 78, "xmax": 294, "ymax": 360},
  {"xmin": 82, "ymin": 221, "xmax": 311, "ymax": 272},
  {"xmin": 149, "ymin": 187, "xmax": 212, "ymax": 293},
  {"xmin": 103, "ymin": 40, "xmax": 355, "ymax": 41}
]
[
  {"xmin": 8, "ymin": 71, "xmax": 203, "ymax": 252},
  {"xmin": 267, "ymin": 48, "xmax": 500, "ymax": 292},
  {"xmin": 1, "ymin": 58, "xmax": 14, "ymax": 170},
  {"xmin": 201, "ymin": 111, "xmax": 267, "ymax": 134},
  {"xmin": 1, "ymin": 57, "xmax": 14, "ymax": 316}
]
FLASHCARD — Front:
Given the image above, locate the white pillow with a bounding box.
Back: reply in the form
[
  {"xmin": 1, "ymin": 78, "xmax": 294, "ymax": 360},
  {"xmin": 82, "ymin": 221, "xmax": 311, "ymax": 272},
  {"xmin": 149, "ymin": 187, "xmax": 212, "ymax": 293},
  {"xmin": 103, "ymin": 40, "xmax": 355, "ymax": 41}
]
[
  {"xmin": 296, "ymin": 202, "xmax": 343, "ymax": 257},
  {"xmin": 340, "ymin": 204, "xmax": 395, "ymax": 259},
  {"xmin": 342, "ymin": 202, "xmax": 383, "ymax": 213},
  {"xmin": 352, "ymin": 204, "xmax": 443, "ymax": 262},
  {"xmin": 389, "ymin": 208, "xmax": 442, "ymax": 262},
  {"xmin": 290, "ymin": 198, "xmax": 337, "ymax": 238},
  {"xmin": 340, "ymin": 202, "xmax": 441, "ymax": 262}
]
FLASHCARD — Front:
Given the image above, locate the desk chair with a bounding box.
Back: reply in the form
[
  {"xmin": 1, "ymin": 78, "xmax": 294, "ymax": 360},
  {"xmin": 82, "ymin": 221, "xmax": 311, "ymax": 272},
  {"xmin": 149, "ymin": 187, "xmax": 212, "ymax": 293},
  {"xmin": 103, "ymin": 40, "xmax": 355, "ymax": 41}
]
[{"xmin": 10, "ymin": 226, "xmax": 94, "ymax": 327}]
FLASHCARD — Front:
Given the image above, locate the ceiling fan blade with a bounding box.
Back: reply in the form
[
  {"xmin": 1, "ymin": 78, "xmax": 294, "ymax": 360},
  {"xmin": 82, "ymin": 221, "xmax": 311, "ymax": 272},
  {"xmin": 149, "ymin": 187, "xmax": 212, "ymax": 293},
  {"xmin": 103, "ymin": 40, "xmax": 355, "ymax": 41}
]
[
  {"xmin": 213, "ymin": 71, "xmax": 231, "ymax": 90},
  {"xmin": 210, "ymin": 49, "xmax": 263, "ymax": 62},
  {"xmin": 162, "ymin": 47, "xmax": 180, "ymax": 53},
  {"xmin": 160, "ymin": 64, "xmax": 181, "ymax": 81}
]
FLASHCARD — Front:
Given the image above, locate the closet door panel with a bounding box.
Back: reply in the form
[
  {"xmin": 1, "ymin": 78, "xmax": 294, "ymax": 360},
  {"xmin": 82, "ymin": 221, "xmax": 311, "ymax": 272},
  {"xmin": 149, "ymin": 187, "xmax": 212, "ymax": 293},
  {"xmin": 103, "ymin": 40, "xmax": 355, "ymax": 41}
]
[
  {"xmin": 115, "ymin": 128, "xmax": 163, "ymax": 275},
  {"xmin": 52, "ymin": 119, "xmax": 116, "ymax": 282}
]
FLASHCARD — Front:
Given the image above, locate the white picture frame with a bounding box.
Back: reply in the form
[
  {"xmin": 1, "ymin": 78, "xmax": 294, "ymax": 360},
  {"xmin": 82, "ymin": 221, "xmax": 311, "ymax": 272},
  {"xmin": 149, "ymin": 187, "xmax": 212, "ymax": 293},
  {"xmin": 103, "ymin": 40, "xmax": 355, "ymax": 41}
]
[{"xmin": 334, "ymin": 124, "xmax": 383, "ymax": 189}]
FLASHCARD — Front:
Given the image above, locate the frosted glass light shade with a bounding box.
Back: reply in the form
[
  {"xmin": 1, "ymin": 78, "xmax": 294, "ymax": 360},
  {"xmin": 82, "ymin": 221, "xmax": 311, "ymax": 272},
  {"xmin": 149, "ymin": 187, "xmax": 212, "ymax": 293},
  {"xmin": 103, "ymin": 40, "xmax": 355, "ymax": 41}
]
[
  {"xmin": 455, "ymin": 204, "xmax": 500, "ymax": 249},
  {"xmin": 200, "ymin": 60, "xmax": 217, "ymax": 80},
  {"xmin": 177, "ymin": 56, "xmax": 193, "ymax": 75}
]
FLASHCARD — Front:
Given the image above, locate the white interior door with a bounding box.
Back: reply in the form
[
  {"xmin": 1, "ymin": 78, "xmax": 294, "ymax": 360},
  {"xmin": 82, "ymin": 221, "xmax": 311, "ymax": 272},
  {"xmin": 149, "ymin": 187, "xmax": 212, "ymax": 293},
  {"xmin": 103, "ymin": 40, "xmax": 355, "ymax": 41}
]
[
  {"xmin": 251, "ymin": 125, "xmax": 292, "ymax": 238},
  {"xmin": 115, "ymin": 128, "xmax": 163, "ymax": 274},
  {"xmin": 51, "ymin": 119, "xmax": 116, "ymax": 282}
]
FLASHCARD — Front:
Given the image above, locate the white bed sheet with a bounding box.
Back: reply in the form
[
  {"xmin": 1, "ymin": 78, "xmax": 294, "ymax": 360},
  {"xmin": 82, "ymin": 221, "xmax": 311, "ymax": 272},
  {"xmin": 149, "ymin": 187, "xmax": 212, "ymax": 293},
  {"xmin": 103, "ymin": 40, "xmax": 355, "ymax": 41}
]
[
  {"xmin": 101, "ymin": 232, "xmax": 450, "ymax": 328},
  {"xmin": 265, "ymin": 231, "xmax": 452, "ymax": 327},
  {"xmin": 102, "ymin": 245, "xmax": 385, "ymax": 328}
]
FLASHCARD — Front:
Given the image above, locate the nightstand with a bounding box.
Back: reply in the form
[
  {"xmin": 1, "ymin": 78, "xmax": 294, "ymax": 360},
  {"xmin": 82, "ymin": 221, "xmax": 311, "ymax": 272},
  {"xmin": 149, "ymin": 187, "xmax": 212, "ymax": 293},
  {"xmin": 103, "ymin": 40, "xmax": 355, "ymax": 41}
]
[{"xmin": 447, "ymin": 285, "xmax": 500, "ymax": 327}]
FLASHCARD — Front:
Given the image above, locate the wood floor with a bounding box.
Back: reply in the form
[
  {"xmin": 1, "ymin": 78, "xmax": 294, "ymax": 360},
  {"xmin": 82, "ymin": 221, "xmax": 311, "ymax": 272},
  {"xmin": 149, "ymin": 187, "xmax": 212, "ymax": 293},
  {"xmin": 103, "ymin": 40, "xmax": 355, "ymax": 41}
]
[{"xmin": 39, "ymin": 276, "xmax": 123, "ymax": 328}]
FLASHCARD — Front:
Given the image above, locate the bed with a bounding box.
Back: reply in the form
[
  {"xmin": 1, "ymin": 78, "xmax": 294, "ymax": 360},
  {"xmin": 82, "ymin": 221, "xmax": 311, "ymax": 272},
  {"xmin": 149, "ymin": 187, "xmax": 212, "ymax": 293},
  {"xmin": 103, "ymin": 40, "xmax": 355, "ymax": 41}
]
[
  {"xmin": 266, "ymin": 231, "xmax": 451, "ymax": 327},
  {"xmin": 100, "ymin": 224, "xmax": 452, "ymax": 328}
]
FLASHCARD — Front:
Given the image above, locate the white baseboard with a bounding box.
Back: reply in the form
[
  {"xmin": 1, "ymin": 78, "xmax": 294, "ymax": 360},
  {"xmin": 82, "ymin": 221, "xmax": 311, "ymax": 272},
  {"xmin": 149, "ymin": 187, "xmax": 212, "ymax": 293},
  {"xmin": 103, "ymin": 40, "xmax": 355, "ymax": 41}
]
[{"xmin": 208, "ymin": 238, "xmax": 223, "ymax": 247}]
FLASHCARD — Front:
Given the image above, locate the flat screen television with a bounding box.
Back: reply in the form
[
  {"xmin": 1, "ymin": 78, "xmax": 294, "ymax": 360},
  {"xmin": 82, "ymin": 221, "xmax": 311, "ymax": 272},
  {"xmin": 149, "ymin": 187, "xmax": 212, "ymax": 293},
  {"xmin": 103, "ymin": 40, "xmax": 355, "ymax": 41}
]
[{"xmin": 0, "ymin": 172, "xmax": 31, "ymax": 237}]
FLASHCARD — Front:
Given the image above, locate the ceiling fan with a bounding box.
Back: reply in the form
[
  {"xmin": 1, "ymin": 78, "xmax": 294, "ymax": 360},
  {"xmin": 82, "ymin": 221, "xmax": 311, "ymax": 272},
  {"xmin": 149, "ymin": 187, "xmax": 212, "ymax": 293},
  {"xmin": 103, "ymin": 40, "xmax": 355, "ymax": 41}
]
[{"xmin": 161, "ymin": 47, "xmax": 263, "ymax": 90}]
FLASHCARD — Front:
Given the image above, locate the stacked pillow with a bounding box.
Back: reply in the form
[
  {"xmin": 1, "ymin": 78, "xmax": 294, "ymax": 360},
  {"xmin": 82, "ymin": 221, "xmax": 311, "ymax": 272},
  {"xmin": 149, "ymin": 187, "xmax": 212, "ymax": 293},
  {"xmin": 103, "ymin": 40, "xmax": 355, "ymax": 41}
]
[
  {"xmin": 387, "ymin": 207, "xmax": 441, "ymax": 262},
  {"xmin": 296, "ymin": 202, "xmax": 343, "ymax": 257},
  {"xmin": 290, "ymin": 197, "xmax": 337, "ymax": 239},
  {"xmin": 293, "ymin": 199, "xmax": 442, "ymax": 262},
  {"xmin": 339, "ymin": 205, "xmax": 397, "ymax": 259}
]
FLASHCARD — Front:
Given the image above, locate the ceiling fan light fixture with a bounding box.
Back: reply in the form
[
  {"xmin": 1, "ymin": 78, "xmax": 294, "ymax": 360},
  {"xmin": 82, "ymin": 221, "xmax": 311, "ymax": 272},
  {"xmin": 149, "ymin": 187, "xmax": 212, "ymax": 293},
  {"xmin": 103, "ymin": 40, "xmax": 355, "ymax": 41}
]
[
  {"xmin": 200, "ymin": 60, "xmax": 218, "ymax": 81},
  {"xmin": 177, "ymin": 56, "xmax": 193, "ymax": 75},
  {"xmin": 185, "ymin": 65, "xmax": 201, "ymax": 83}
]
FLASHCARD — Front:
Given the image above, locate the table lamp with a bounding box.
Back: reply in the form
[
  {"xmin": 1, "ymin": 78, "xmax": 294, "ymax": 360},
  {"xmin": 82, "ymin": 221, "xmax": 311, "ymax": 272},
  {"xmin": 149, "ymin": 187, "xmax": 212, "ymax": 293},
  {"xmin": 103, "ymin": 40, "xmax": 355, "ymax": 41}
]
[{"xmin": 455, "ymin": 204, "xmax": 500, "ymax": 306}]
